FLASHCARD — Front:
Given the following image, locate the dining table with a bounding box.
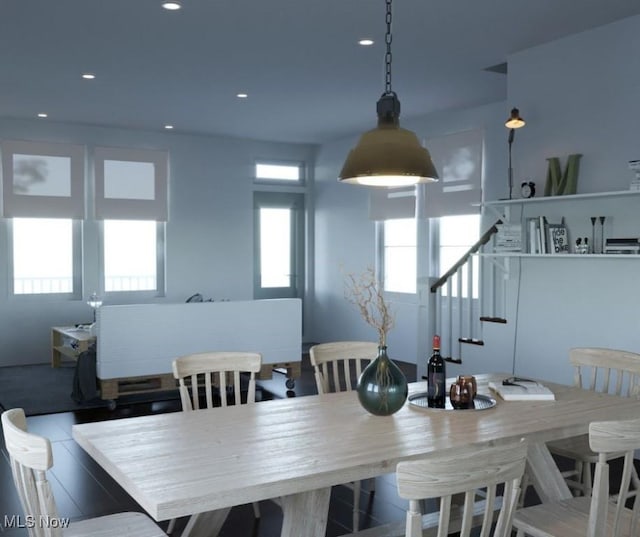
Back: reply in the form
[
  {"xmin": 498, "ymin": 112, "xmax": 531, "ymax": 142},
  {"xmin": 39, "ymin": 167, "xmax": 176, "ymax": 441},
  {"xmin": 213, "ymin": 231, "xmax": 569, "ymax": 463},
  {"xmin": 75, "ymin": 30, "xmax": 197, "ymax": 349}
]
[{"xmin": 72, "ymin": 373, "xmax": 640, "ymax": 537}]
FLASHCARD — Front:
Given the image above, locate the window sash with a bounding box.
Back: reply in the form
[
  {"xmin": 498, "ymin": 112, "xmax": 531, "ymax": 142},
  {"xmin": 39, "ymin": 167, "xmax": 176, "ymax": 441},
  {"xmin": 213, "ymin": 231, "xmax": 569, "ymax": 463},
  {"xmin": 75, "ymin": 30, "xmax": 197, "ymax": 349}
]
[
  {"xmin": 382, "ymin": 218, "xmax": 417, "ymax": 294},
  {"xmin": 9, "ymin": 218, "xmax": 82, "ymax": 298},
  {"xmin": 253, "ymin": 191, "xmax": 304, "ymax": 299},
  {"xmin": 254, "ymin": 160, "xmax": 304, "ymax": 184},
  {"xmin": 100, "ymin": 220, "xmax": 166, "ymax": 296}
]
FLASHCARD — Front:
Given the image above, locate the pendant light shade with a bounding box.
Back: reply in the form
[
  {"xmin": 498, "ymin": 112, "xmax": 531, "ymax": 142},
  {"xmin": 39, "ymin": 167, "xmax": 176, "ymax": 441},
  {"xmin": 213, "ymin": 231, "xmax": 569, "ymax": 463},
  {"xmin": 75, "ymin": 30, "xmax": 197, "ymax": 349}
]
[
  {"xmin": 339, "ymin": 0, "xmax": 438, "ymax": 188},
  {"xmin": 505, "ymin": 107, "xmax": 525, "ymax": 129},
  {"xmin": 339, "ymin": 95, "xmax": 438, "ymax": 187}
]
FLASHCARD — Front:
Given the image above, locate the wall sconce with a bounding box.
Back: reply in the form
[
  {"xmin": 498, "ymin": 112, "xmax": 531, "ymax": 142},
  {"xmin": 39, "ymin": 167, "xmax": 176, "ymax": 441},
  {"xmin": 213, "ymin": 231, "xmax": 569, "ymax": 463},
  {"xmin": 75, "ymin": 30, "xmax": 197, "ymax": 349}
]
[{"xmin": 505, "ymin": 108, "xmax": 525, "ymax": 199}]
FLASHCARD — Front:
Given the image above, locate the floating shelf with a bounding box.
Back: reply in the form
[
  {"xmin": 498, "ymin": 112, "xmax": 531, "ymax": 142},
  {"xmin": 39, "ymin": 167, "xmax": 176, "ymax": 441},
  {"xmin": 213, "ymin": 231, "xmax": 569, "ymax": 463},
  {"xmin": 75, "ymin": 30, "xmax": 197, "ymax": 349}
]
[
  {"xmin": 482, "ymin": 190, "xmax": 640, "ymax": 207},
  {"xmin": 477, "ymin": 253, "xmax": 640, "ymax": 259}
]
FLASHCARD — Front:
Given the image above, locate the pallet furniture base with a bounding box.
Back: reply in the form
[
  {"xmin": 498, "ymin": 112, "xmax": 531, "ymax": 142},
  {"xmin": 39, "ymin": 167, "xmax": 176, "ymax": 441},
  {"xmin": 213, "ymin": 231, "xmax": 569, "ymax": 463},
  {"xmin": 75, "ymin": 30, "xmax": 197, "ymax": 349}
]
[
  {"xmin": 100, "ymin": 373, "xmax": 177, "ymax": 401},
  {"xmin": 259, "ymin": 361, "xmax": 302, "ymax": 389},
  {"xmin": 99, "ymin": 363, "xmax": 302, "ymax": 403},
  {"xmin": 51, "ymin": 326, "xmax": 96, "ymax": 367}
]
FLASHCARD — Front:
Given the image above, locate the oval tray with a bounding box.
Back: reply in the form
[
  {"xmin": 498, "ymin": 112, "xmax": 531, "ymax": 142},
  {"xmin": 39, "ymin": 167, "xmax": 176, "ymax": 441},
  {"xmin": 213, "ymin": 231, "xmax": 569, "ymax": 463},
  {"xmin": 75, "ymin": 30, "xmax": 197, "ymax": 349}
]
[{"xmin": 408, "ymin": 392, "xmax": 497, "ymax": 411}]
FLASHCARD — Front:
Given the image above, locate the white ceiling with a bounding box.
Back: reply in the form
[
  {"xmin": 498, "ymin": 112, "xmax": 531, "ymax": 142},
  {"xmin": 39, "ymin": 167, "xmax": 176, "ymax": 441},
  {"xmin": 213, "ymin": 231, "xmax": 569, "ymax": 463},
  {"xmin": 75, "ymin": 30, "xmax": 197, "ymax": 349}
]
[{"xmin": 1, "ymin": 0, "xmax": 639, "ymax": 144}]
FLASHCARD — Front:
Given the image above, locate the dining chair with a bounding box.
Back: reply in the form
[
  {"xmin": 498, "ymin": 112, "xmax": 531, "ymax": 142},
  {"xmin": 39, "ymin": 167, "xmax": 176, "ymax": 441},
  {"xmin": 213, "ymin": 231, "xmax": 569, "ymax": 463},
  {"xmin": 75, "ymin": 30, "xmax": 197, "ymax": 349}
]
[
  {"xmin": 1, "ymin": 408, "xmax": 167, "ymax": 537},
  {"xmin": 546, "ymin": 347, "xmax": 640, "ymax": 497},
  {"xmin": 168, "ymin": 351, "xmax": 264, "ymax": 534},
  {"xmin": 309, "ymin": 340, "xmax": 380, "ymax": 532},
  {"xmin": 396, "ymin": 438, "xmax": 528, "ymax": 537},
  {"xmin": 513, "ymin": 417, "xmax": 640, "ymax": 537}
]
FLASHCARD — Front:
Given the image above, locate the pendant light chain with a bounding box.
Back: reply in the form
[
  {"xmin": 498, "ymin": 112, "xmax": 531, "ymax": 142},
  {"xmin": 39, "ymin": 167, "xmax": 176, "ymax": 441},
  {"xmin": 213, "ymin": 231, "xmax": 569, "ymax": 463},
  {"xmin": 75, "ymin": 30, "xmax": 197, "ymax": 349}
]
[{"xmin": 384, "ymin": 0, "xmax": 393, "ymax": 95}]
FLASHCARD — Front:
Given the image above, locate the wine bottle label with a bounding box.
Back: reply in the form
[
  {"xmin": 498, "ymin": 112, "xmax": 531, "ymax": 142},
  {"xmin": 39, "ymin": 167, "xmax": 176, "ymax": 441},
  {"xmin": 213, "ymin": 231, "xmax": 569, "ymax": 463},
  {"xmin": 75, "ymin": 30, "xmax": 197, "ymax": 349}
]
[{"xmin": 427, "ymin": 372, "xmax": 445, "ymax": 397}]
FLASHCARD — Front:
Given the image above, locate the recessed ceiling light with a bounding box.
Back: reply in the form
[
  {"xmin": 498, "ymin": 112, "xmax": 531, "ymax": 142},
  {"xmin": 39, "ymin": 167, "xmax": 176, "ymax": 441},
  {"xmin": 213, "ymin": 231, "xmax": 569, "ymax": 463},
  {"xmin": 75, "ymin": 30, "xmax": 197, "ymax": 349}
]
[
  {"xmin": 236, "ymin": 93, "xmax": 248, "ymax": 99},
  {"xmin": 37, "ymin": 113, "xmax": 48, "ymax": 118},
  {"xmin": 82, "ymin": 73, "xmax": 96, "ymax": 80},
  {"xmin": 358, "ymin": 39, "xmax": 374, "ymax": 46},
  {"xmin": 164, "ymin": 124, "xmax": 174, "ymax": 130},
  {"xmin": 162, "ymin": 2, "xmax": 182, "ymax": 10}
]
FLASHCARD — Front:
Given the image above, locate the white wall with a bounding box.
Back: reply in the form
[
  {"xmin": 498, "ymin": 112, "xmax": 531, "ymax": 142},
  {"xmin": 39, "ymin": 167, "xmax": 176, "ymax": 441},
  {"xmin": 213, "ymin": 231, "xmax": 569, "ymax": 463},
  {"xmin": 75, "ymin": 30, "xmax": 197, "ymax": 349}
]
[
  {"xmin": 499, "ymin": 14, "xmax": 640, "ymax": 384},
  {"xmin": 0, "ymin": 119, "xmax": 315, "ymax": 366}
]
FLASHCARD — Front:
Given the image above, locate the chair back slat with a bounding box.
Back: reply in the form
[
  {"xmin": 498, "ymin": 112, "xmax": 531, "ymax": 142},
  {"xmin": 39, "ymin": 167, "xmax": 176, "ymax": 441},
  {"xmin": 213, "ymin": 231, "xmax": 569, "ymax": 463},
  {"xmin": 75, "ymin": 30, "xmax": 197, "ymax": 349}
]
[
  {"xmin": 309, "ymin": 341, "xmax": 378, "ymax": 395},
  {"xmin": 570, "ymin": 348, "xmax": 640, "ymax": 397},
  {"xmin": 397, "ymin": 438, "xmax": 527, "ymax": 537},
  {"xmin": 587, "ymin": 417, "xmax": 640, "ymax": 537},
  {"xmin": 172, "ymin": 352, "xmax": 261, "ymax": 411},
  {"xmin": 1, "ymin": 409, "xmax": 62, "ymax": 537}
]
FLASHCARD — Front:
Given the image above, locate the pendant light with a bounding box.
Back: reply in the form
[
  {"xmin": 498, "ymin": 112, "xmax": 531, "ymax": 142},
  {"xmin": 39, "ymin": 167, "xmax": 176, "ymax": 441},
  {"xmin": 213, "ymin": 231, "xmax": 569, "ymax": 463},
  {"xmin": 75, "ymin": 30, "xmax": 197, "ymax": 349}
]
[{"xmin": 339, "ymin": 0, "xmax": 438, "ymax": 187}]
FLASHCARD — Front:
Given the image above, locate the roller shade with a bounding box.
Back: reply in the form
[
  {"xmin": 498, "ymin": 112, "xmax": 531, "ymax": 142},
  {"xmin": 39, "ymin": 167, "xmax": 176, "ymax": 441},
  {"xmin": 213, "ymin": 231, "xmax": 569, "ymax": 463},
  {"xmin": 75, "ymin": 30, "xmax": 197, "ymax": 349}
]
[
  {"xmin": 94, "ymin": 146, "xmax": 168, "ymax": 221},
  {"xmin": 1, "ymin": 140, "xmax": 85, "ymax": 218},
  {"xmin": 422, "ymin": 129, "xmax": 483, "ymax": 217},
  {"xmin": 368, "ymin": 186, "xmax": 416, "ymax": 220}
]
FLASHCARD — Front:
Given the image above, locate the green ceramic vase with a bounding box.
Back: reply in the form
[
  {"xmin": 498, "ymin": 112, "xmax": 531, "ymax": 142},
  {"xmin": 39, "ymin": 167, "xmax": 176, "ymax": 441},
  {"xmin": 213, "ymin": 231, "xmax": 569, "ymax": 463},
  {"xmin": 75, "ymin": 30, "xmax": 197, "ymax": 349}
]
[{"xmin": 356, "ymin": 345, "xmax": 408, "ymax": 416}]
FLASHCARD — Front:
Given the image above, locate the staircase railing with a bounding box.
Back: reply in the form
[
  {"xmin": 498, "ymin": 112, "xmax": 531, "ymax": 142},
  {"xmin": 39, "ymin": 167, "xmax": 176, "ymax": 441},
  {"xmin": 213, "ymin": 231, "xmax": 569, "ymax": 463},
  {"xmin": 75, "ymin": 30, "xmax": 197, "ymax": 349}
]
[{"xmin": 429, "ymin": 219, "xmax": 502, "ymax": 363}]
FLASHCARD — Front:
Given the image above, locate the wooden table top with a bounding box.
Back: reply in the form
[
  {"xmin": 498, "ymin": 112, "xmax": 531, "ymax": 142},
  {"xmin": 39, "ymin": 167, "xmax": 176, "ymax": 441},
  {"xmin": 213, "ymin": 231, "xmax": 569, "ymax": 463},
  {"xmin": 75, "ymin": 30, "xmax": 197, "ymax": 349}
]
[{"xmin": 72, "ymin": 373, "xmax": 640, "ymax": 521}]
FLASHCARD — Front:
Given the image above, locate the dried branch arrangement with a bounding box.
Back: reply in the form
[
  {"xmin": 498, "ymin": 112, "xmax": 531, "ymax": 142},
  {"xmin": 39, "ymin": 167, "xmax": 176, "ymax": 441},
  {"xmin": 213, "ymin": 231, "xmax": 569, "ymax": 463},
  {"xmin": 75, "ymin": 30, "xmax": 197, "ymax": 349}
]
[{"xmin": 343, "ymin": 267, "xmax": 395, "ymax": 346}]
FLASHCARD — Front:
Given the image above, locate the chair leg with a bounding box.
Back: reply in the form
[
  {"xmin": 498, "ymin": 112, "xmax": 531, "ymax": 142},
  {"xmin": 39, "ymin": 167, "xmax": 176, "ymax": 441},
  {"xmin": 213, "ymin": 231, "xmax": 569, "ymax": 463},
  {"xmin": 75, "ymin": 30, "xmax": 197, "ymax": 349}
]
[
  {"xmin": 352, "ymin": 480, "xmax": 361, "ymax": 532},
  {"xmin": 518, "ymin": 471, "xmax": 530, "ymax": 508},
  {"xmin": 252, "ymin": 501, "xmax": 261, "ymax": 519},
  {"xmin": 369, "ymin": 477, "xmax": 376, "ymax": 495},
  {"xmin": 166, "ymin": 518, "xmax": 176, "ymax": 534},
  {"xmin": 582, "ymin": 462, "xmax": 592, "ymax": 497}
]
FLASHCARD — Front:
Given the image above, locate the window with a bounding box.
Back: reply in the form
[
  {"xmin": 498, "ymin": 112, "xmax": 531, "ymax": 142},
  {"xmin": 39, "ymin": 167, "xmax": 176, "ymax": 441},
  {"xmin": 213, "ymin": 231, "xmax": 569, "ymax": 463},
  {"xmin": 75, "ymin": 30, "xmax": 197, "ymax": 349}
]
[
  {"xmin": 102, "ymin": 220, "xmax": 165, "ymax": 294},
  {"xmin": 383, "ymin": 218, "xmax": 417, "ymax": 294},
  {"xmin": 438, "ymin": 214, "xmax": 481, "ymax": 298},
  {"xmin": 255, "ymin": 161, "xmax": 304, "ymax": 184},
  {"xmin": 254, "ymin": 192, "xmax": 304, "ymax": 299},
  {"xmin": 11, "ymin": 218, "xmax": 81, "ymax": 296}
]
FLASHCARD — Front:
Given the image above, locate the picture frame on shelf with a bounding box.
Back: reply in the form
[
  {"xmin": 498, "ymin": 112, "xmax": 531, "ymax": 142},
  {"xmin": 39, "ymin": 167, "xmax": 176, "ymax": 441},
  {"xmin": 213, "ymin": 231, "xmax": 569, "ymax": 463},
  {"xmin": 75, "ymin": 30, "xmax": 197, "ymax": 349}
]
[{"xmin": 547, "ymin": 223, "xmax": 570, "ymax": 254}]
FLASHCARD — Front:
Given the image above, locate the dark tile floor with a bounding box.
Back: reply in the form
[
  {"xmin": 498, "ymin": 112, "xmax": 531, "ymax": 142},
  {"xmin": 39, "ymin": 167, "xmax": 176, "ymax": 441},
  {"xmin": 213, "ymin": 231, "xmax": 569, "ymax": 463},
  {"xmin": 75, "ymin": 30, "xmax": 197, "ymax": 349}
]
[{"xmin": 0, "ymin": 354, "xmax": 417, "ymax": 536}]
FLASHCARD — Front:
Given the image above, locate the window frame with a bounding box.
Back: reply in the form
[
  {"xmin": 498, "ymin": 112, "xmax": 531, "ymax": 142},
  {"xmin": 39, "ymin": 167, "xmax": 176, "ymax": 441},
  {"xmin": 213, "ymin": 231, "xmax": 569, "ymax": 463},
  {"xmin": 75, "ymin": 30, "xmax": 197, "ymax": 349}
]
[
  {"xmin": 7, "ymin": 217, "xmax": 83, "ymax": 300},
  {"xmin": 378, "ymin": 217, "xmax": 418, "ymax": 297},
  {"xmin": 253, "ymin": 191, "xmax": 305, "ymax": 300},
  {"xmin": 254, "ymin": 159, "xmax": 305, "ymax": 186},
  {"xmin": 98, "ymin": 220, "xmax": 166, "ymax": 299}
]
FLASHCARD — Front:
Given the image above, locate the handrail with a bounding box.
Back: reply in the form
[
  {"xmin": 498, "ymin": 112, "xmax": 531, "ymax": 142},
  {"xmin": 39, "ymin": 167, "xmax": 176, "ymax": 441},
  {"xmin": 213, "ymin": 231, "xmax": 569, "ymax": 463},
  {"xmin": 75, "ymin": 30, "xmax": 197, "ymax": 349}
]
[{"xmin": 430, "ymin": 219, "xmax": 502, "ymax": 293}]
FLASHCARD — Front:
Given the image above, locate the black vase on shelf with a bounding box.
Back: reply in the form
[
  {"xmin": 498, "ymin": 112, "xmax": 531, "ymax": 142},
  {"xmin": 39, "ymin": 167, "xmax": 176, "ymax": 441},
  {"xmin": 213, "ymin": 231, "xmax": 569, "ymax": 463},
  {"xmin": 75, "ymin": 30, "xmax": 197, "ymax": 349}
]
[{"xmin": 356, "ymin": 345, "xmax": 408, "ymax": 416}]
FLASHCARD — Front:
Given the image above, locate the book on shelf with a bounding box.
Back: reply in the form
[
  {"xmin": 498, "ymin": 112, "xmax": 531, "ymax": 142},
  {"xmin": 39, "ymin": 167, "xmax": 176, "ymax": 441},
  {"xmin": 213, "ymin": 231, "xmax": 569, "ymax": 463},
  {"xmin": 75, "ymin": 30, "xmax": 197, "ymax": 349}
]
[
  {"xmin": 604, "ymin": 238, "xmax": 640, "ymax": 254},
  {"xmin": 526, "ymin": 218, "xmax": 540, "ymax": 254},
  {"xmin": 495, "ymin": 223, "xmax": 522, "ymax": 252},
  {"xmin": 547, "ymin": 223, "xmax": 570, "ymax": 254},
  {"xmin": 538, "ymin": 216, "xmax": 548, "ymax": 254},
  {"xmin": 605, "ymin": 238, "xmax": 640, "ymax": 247},
  {"xmin": 488, "ymin": 380, "xmax": 555, "ymax": 401}
]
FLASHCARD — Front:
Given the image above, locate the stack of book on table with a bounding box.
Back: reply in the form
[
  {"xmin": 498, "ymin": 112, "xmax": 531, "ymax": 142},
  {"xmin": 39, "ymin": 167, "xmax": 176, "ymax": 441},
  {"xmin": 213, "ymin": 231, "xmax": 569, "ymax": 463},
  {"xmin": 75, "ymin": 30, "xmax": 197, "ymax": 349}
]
[
  {"xmin": 604, "ymin": 238, "xmax": 640, "ymax": 254},
  {"xmin": 488, "ymin": 379, "xmax": 555, "ymax": 401}
]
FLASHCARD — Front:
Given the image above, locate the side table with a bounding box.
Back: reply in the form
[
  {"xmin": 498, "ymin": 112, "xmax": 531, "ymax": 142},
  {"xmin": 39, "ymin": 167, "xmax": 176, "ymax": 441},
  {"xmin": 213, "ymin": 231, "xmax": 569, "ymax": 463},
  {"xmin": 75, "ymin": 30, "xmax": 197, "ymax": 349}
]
[{"xmin": 51, "ymin": 326, "xmax": 96, "ymax": 368}]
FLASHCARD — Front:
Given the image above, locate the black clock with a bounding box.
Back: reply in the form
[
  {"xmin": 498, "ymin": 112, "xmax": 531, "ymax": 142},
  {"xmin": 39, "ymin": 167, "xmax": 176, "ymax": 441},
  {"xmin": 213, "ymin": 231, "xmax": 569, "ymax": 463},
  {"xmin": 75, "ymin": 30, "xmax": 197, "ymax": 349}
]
[{"xmin": 521, "ymin": 181, "xmax": 536, "ymax": 199}]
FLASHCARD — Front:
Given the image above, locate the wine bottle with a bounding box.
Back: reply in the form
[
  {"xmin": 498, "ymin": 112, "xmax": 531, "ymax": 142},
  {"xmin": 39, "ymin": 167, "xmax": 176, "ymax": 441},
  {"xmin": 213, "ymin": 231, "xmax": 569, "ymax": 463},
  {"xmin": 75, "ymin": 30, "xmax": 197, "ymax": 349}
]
[{"xmin": 427, "ymin": 334, "xmax": 446, "ymax": 408}]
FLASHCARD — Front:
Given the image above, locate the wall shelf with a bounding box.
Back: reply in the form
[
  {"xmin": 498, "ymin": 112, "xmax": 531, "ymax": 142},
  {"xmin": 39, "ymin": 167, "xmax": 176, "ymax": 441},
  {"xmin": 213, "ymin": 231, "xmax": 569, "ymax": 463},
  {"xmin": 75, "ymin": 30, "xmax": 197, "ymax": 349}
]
[
  {"xmin": 482, "ymin": 189, "xmax": 640, "ymax": 207},
  {"xmin": 477, "ymin": 253, "xmax": 640, "ymax": 259}
]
